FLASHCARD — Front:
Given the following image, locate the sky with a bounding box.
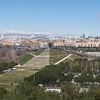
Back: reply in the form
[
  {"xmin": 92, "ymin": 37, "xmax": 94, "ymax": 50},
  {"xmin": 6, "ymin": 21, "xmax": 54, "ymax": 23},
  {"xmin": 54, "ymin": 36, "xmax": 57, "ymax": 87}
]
[{"xmin": 0, "ymin": 0, "xmax": 100, "ymax": 36}]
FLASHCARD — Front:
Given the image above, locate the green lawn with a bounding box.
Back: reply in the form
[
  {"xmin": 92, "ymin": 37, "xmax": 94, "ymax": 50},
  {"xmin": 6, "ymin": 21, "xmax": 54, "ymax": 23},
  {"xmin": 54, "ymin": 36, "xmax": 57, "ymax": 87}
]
[
  {"xmin": 0, "ymin": 68, "xmax": 38, "ymax": 83},
  {"xmin": 0, "ymin": 49, "xmax": 46, "ymax": 84},
  {"xmin": 0, "ymin": 49, "xmax": 48, "ymax": 90},
  {"xmin": 19, "ymin": 49, "xmax": 44, "ymax": 65},
  {"xmin": 19, "ymin": 54, "xmax": 33, "ymax": 65},
  {"xmin": 0, "ymin": 68, "xmax": 38, "ymax": 91},
  {"xmin": 0, "ymin": 50, "xmax": 45, "ymax": 85},
  {"xmin": 49, "ymin": 48, "xmax": 68, "ymax": 65}
]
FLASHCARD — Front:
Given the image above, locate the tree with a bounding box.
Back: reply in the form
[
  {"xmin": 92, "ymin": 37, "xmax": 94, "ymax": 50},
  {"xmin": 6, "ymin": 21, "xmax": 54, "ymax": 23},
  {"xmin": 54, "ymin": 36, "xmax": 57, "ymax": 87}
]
[
  {"xmin": 0, "ymin": 87, "xmax": 7, "ymax": 100},
  {"xmin": 61, "ymin": 83, "xmax": 79, "ymax": 100},
  {"xmin": 88, "ymin": 86, "xmax": 100, "ymax": 100},
  {"xmin": 96, "ymin": 74, "xmax": 100, "ymax": 83}
]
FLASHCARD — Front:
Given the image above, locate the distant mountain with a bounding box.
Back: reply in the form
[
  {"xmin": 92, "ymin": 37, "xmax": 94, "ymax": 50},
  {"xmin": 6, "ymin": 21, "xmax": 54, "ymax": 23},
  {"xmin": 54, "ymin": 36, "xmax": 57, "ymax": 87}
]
[
  {"xmin": 0, "ymin": 30, "xmax": 67, "ymax": 39},
  {"xmin": 0, "ymin": 30, "xmax": 30, "ymax": 38}
]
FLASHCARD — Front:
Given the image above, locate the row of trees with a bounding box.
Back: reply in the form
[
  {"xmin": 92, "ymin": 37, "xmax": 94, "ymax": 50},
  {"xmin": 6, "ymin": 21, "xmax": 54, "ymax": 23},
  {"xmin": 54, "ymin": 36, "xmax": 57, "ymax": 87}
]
[
  {"xmin": 0, "ymin": 87, "xmax": 7, "ymax": 100},
  {"xmin": 0, "ymin": 61, "xmax": 17, "ymax": 73},
  {"xmin": 24, "ymin": 57, "xmax": 100, "ymax": 86},
  {"xmin": 62, "ymin": 57, "xmax": 100, "ymax": 73},
  {"xmin": 1, "ymin": 82, "xmax": 100, "ymax": 100},
  {"xmin": 25, "ymin": 65, "xmax": 65, "ymax": 86},
  {"xmin": 75, "ymin": 73, "xmax": 100, "ymax": 83},
  {"xmin": 64, "ymin": 47, "xmax": 100, "ymax": 52},
  {"xmin": 0, "ymin": 56, "xmax": 100, "ymax": 100}
]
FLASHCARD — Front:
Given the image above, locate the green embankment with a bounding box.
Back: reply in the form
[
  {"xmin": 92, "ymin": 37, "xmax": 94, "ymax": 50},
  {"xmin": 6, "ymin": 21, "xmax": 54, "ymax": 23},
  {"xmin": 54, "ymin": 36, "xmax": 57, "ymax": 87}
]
[
  {"xmin": 19, "ymin": 54, "xmax": 33, "ymax": 65},
  {"xmin": 19, "ymin": 49, "xmax": 44, "ymax": 65},
  {"xmin": 49, "ymin": 48, "xmax": 67, "ymax": 65}
]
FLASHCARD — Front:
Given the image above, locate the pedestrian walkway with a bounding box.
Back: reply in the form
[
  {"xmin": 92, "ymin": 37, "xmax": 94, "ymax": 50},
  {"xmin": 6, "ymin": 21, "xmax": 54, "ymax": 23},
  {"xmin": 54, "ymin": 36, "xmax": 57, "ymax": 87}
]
[{"xmin": 54, "ymin": 54, "xmax": 72, "ymax": 65}]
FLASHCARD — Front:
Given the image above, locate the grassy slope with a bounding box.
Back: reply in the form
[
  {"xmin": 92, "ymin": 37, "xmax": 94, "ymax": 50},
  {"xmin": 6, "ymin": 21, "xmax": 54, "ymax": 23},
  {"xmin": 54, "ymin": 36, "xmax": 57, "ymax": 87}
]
[
  {"xmin": 49, "ymin": 48, "xmax": 68, "ymax": 65},
  {"xmin": 19, "ymin": 49, "xmax": 44, "ymax": 65},
  {"xmin": 0, "ymin": 49, "xmax": 48, "ymax": 90},
  {"xmin": 19, "ymin": 54, "xmax": 33, "ymax": 65}
]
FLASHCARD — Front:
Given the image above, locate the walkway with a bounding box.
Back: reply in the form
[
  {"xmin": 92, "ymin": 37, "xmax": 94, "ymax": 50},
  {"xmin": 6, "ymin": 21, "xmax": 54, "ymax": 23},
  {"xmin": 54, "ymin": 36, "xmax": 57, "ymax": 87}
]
[{"xmin": 54, "ymin": 54, "xmax": 72, "ymax": 65}]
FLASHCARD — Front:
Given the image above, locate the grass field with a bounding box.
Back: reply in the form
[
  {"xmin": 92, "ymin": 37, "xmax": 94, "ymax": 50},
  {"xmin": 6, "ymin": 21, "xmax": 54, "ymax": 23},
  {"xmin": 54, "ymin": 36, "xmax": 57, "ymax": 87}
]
[
  {"xmin": 0, "ymin": 48, "xmax": 71, "ymax": 90},
  {"xmin": 49, "ymin": 48, "xmax": 68, "ymax": 65},
  {"xmin": 0, "ymin": 49, "xmax": 49, "ymax": 90},
  {"xmin": 0, "ymin": 68, "xmax": 38, "ymax": 91},
  {"xmin": 0, "ymin": 68, "xmax": 38, "ymax": 83},
  {"xmin": 19, "ymin": 49, "xmax": 44, "ymax": 65}
]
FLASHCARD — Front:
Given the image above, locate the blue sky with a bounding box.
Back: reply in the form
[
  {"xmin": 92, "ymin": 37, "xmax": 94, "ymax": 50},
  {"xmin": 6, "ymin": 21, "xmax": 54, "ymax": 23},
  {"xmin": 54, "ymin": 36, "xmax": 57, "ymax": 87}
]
[{"xmin": 0, "ymin": 0, "xmax": 100, "ymax": 36}]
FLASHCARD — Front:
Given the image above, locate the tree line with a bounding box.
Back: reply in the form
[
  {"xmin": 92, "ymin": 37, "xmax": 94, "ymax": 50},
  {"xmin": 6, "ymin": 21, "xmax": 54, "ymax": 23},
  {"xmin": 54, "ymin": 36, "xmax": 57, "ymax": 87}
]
[{"xmin": 0, "ymin": 57, "xmax": 100, "ymax": 100}]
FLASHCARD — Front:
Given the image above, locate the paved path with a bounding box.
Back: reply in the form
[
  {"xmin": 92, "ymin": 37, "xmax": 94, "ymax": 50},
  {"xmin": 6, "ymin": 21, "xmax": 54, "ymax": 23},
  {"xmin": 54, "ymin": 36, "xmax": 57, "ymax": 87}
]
[
  {"xmin": 27, "ymin": 53, "xmax": 37, "ymax": 57},
  {"xmin": 22, "ymin": 49, "xmax": 49, "ymax": 69},
  {"xmin": 54, "ymin": 54, "xmax": 72, "ymax": 65}
]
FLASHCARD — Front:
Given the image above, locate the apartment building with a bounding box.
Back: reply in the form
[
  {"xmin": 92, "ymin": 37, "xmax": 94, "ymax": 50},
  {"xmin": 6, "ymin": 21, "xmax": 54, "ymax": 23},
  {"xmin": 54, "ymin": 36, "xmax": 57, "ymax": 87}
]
[{"xmin": 52, "ymin": 38, "xmax": 100, "ymax": 47}]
